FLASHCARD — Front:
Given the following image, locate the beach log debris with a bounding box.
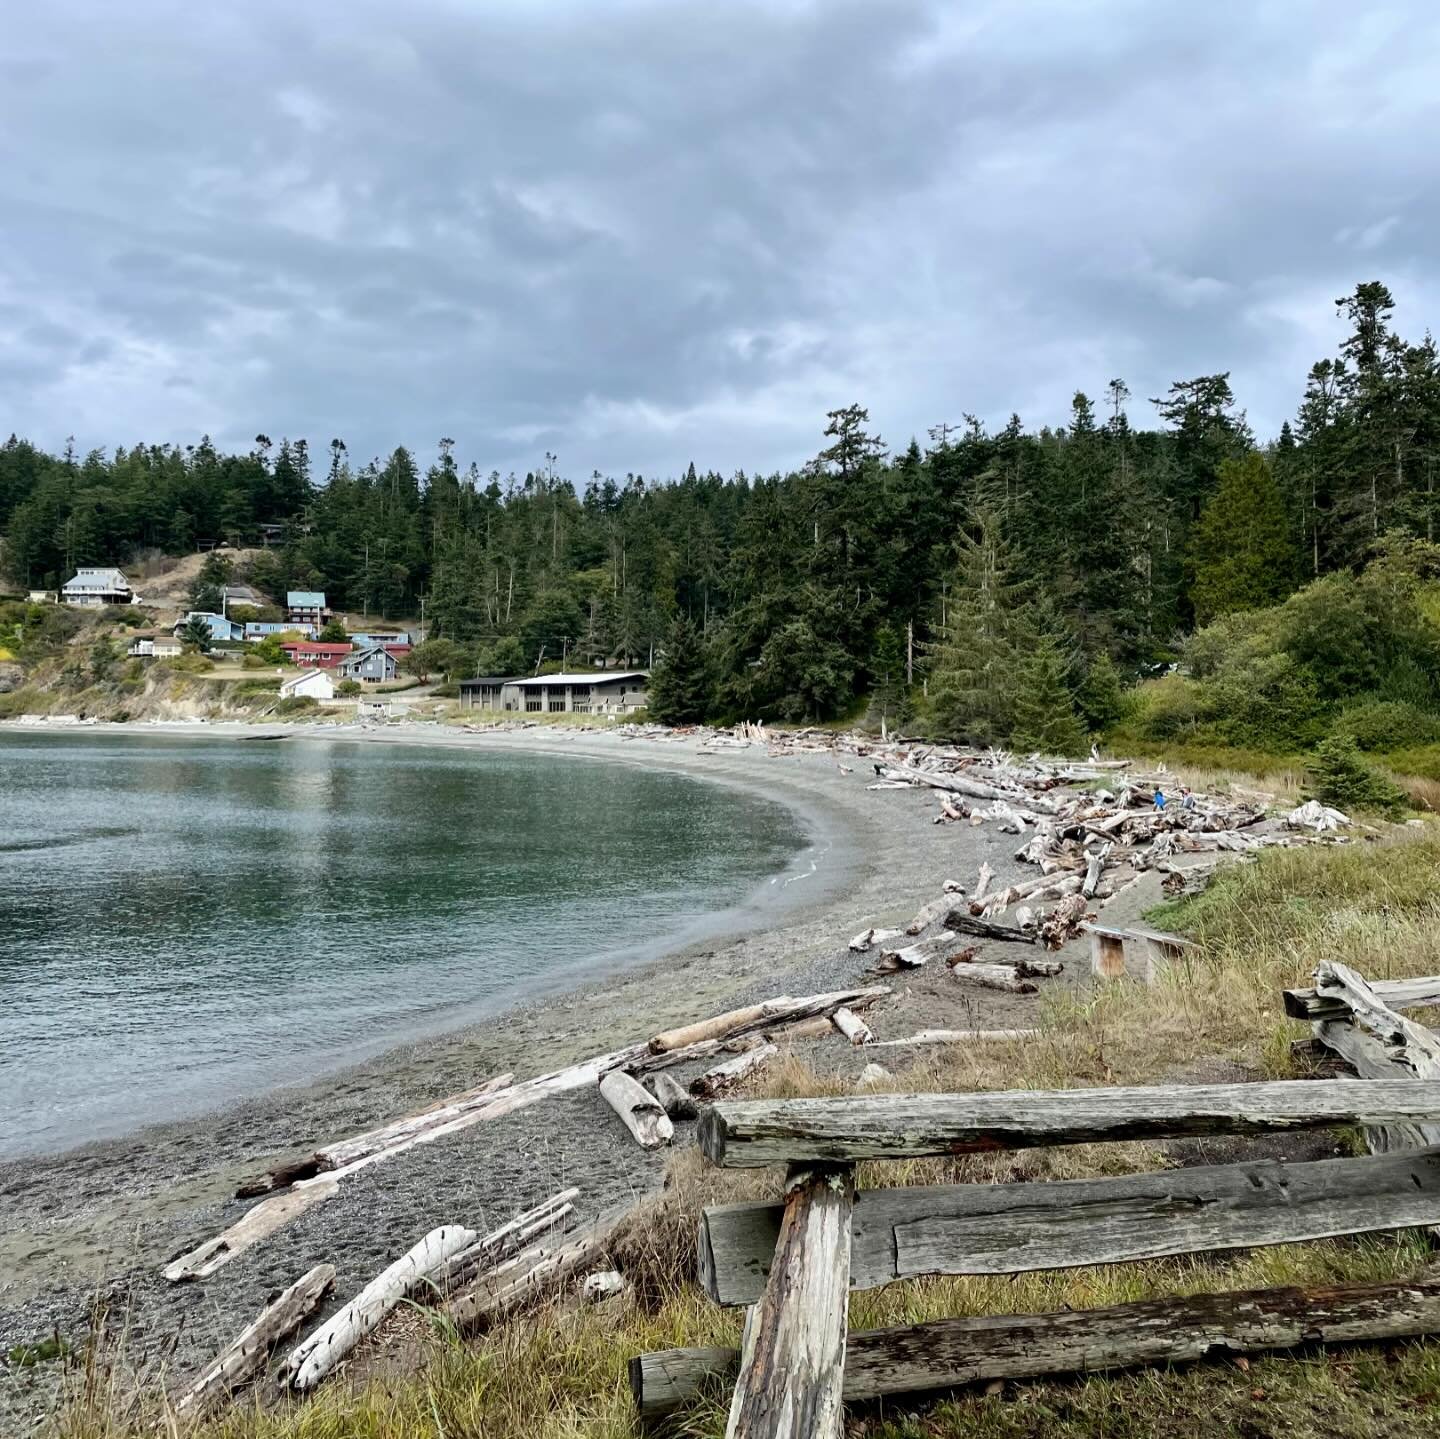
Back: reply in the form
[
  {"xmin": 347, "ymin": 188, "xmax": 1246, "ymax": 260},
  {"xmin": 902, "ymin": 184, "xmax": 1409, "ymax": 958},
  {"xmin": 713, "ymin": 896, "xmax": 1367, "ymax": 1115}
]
[
  {"xmin": 647, "ymin": 987, "xmax": 889, "ymax": 1055},
  {"xmin": 868, "ymin": 1029, "xmax": 1039, "ymax": 1048},
  {"xmin": 941, "ymin": 909, "xmax": 1037, "ymax": 946},
  {"xmin": 173, "ymin": 1263, "xmax": 335, "ymax": 1417},
  {"xmin": 435, "ymin": 1189, "xmax": 579, "ymax": 1292},
  {"xmin": 1040, "ymin": 893, "xmax": 1090, "ymax": 950},
  {"xmin": 872, "ymin": 762, "xmax": 1060, "ymax": 813},
  {"xmin": 692, "ymin": 1041, "xmax": 780, "ymax": 1100},
  {"xmin": 600, "ymin": 1069, "xmax": 675, "ymax": 1149},
  {"xmin": 723, "ymin": 1164, "xmax": 854, "ymax": 1439},
  {"xmin": 848, "ymin": 927, "xmax": 902, "ymax": 953},
  {"xmin": 972, "ymin": 862, "xmax": 995, "ymax": 903},
  {"xmin": 643, "ymin": 1070, "xmax": 700, "ymax": 1120},
  {"xmin": 904, "ymin": 895, "xmax": 954, "ymax": 935},
  {"xmin": 877, "ymin": 932, "xmax": 969, "ymax": 970},
  {"xmin": 948, "ymin": 963, "xmax": 1038, "ymax": 995},
  {"xmin": 164, "ymin": 1179, "xmax": 341, "ymax": 1283},
  {"xmin": 284, "ymin": 1225, "xmax": 479, "ymax": 1391},
  {"xmin": 1082, "ymin": 843, "xmax": 1112, "ymax": 899},
  {"xmin": 830, "ymin": 1007, "xmax": 875, "ymax": 1046},
  {"xmin": 633, "ymin": 1278, "xmax": 1440, "ymax": 1420}
]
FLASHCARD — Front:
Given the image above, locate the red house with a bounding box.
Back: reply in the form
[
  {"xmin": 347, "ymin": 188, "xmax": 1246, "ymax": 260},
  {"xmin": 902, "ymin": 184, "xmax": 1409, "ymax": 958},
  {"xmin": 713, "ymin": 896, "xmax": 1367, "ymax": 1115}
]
[{"xmin": 280, "ymin": 641, "xmax": 353, "ymax": 669}]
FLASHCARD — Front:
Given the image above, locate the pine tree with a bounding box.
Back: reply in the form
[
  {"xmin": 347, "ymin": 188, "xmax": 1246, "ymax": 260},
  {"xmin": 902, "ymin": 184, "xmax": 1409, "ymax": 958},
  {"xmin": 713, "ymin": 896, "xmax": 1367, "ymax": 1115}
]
[
  {"xmin": 1077, "ymin": 650, "xmax": 1128, "ymax": 732},
  {"xmin": 1190, "ymin": 454, "xmax": 1299, "ymax": 622},
  {"xmin": 866, "ymin": 624, "xmax": 908, "ymax": 733},
  {"xmin": 647, "ymin": 613, "xmax": 712, "ymax": 724},
  {"xmin": 1010, "ymin": 632, "xmax": 1087, "ymax": 756}
]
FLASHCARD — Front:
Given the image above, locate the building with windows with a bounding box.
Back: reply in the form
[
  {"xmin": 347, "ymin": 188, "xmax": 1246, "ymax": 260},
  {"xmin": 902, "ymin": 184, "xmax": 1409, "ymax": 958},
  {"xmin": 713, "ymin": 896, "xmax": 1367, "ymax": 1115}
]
[
  {"xmin": 62, "ymin": 567, "xmax": 137, "ymax": 607},
  {"xmin": 280, "ymin": 667, "xmax": 335, "ymax": 701},
  {"xmin": 244, "ymin": 621, "xmax": 318, "ymax": 642},
  {"xmin": 286, "ymin": 590, "xmax": 329, "ymax": 626},
  {"xmin": 279, "ymin": 641, "xmax": 352, "ymax": 669},
  {"xmin": 337, "ymin": 644, "xmax": 400, "ymax": 684},
  {"xmin": 457, "ymin": 676, "xmax": 521, "ymax": 711},
  {"xmin": 459, "ymin": 670, "xmax": 648, "ymax": 715},
  {"xmin": 175, "ymin": 611, "xmax": 245, "ymax": 643}
]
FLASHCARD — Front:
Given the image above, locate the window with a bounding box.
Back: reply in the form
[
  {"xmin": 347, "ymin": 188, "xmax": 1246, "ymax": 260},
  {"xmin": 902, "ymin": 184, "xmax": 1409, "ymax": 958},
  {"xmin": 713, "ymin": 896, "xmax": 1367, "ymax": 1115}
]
[
  {"xmin": 548, "ymin": 695, "xmax": 566, "ymax": 712},
  {"xmin": 570, "ymin": 684, "xmax": 590, "ymax": 699},
  {"xmin": 526, "ymin": 697, "xmax": 543, "ymax": 712}
]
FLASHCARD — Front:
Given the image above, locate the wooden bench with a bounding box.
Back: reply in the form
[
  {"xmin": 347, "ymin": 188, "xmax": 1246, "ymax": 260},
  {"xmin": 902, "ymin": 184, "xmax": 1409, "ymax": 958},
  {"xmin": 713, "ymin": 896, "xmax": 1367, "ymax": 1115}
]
[
  {"xmin": 632, "ymin": 967, "xmax": 1440, "ymax": 1435},
  {"xmin": 1083, "ymin": 922, "xmax": 1196, "ymax": 983}
]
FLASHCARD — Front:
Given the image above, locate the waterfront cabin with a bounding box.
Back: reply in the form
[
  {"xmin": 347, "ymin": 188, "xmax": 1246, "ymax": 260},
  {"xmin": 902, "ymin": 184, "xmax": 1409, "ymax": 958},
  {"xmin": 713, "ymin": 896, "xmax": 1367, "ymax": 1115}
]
[
  {"xmin": 350, "ymin": 631, "xmax": 412, "ymax": 648},
  {"xmin": 458, "ymin": 675, "xmax": 522, "ymax": 711},
  {"xmin": 280, "ymin": 640, "xmax": 352, "ymax": 669},
  {"xmin": 505, "ymin": 670, "xmax": 649, "ymax": 715},
  {"xmin": 243, "ymin": 621, "xmax": 317, "ymax": 642},
  {"xmin": 286, "ymin": 590, "xmax": 330, "ymax": 626},
  {"xmin": 28, "ymin": 589, "xmax": 57, "ymax": 604},
  {"xmin": 280, "ymin": 667, "xmax": 335, "ymax": 701},
  {"xmin": 337, "ymin": 643, "xmax": 400, "ymax": 683},
  {"xmin": 62, "ymin": 567, "xmax": 137, "ymax": 607},
  {"xmin": 175, "ymin": 611, "xmax": 245, "ymax": 643},
  {"xmin": 151, "ymin": 634, "xmax": 184, "ymax": 658},
  {"xmin": 127, "ymin": 632, "xmax": 157, "ymax": 658}
]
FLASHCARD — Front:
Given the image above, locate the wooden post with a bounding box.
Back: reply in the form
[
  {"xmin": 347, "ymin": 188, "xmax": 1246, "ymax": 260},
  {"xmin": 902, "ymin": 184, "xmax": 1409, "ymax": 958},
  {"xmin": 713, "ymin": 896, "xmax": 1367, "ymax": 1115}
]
[{"xmin": 724, "ymin": 1163, "xmax": 854, "ymax": 1439}]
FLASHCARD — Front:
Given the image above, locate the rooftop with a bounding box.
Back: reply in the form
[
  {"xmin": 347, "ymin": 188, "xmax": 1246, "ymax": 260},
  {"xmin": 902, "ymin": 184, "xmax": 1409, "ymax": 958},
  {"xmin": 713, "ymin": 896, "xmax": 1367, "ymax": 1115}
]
[
  {"xmin": 509, "ymin": 670, "xmax": 648, "ymax": 687},
  {"xmin": 286, "ymin": 590, "xmax": 326, "ymax": 607}
]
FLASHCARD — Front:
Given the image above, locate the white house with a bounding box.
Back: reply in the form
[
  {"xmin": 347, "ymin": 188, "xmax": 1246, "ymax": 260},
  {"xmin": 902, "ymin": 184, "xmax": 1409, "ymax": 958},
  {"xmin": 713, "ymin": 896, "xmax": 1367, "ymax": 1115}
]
[
  {"xmin": 62, "ymin": 567, "xmax": 138, "ymax": 607},
  {"xmin": 470, "ymin": 670, "xmax": 650, "ymax": 715},
  {"xmin": 280, "ymin": 667, "xmax": 335, "ymax": 701}
]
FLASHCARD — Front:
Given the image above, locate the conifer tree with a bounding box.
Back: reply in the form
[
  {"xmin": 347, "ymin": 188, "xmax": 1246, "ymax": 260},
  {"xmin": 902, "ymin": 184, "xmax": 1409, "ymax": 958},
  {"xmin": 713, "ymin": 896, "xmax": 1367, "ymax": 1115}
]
[
  {"xmin": 1190, "ymin": 454, "xmax": 1299, "ymax": 622},
  {"xmin": 1010, "ymin": 631, "xmax": 1087, "ymax": 756},
  {"xmin": 647, "ymin": 612, "xmax": 711, "ymax": 724}
]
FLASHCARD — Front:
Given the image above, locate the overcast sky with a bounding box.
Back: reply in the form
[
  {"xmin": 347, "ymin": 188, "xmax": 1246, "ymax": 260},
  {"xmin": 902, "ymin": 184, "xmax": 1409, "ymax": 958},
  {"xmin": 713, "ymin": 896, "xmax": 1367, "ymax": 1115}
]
[{"xmin": 3, "ymin": 1, "xmax": 1439, "ymax": 482}]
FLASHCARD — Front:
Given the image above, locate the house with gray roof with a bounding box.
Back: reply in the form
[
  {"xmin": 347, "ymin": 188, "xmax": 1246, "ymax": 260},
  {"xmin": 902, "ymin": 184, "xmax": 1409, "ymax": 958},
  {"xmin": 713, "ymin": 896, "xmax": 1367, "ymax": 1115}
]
[
  {"xmin": 466, "ymin": 670, "xmax": 649, "ymax": 715},
  {"xmin": 286, "ymin": 590, "xmax": 329, "ymax": 626},
  {"xmin": 62, "ymin": 567, "xmax": 137, "ymax": 607}
]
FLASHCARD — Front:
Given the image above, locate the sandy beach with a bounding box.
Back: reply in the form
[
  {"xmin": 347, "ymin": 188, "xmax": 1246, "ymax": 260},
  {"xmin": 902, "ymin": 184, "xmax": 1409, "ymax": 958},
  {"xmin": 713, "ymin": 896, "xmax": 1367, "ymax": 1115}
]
[{"xmin": 0, "ymin": 719, "xmax": 1091, "ymax": 1426}]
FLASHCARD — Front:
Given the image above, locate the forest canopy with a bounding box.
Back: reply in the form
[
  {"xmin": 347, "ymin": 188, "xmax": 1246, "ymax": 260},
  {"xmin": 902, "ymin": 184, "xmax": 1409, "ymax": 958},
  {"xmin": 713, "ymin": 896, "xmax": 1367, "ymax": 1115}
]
[{"xmin": 4, "ymin": 281, "xmax": 1440, "ymax": 742}]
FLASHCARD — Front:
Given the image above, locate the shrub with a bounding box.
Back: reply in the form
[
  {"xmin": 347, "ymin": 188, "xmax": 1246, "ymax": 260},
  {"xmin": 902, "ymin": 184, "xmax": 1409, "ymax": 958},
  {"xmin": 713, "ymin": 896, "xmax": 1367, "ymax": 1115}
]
[
  {"xmin": 1333, "ymin": 698, "xmax": 1440, "ymax": 752},
  {"xmin": 337, "ymin": 678, "xmax": 362, "ymax": 697},
  {"xmin": 272, "ymin": 695, "xmax": 319, "ymax": 716},
  {"xmin": 1307, "ymin": 734, "xmax": 1408, "ymax": 817}
]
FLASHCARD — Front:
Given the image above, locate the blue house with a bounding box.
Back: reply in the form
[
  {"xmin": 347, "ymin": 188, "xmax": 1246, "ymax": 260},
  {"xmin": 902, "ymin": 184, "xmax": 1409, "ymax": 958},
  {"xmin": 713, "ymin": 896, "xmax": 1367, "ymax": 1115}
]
[
  {"xmin": 176, "ymin": 611, "xmax": 245, "ymax": 643},
  {"xmin": 244, "ymin": 621, "xmax": 318, "ymax": 642},
  {"xmin": 350, "ymin": 631, "xmax": 412, "ymax": 648},
  {"xmin": 287, "ymin": 590, "xmax": 329, "ymax": 626}
]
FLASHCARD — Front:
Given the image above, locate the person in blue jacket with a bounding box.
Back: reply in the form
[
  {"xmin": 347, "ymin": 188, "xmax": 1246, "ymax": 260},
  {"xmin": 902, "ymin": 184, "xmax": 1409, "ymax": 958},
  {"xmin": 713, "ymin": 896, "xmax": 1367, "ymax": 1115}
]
[{"xmin": 1153, "ymin": 786, "xmax": 1166, "ymax": 811}]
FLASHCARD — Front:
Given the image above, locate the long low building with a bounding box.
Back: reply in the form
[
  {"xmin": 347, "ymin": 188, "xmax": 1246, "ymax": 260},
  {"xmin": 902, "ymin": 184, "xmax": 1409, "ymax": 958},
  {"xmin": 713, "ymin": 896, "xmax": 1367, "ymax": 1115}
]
[{"xmin": 459, "ymin": 670, "xmax": 649, "ymax": 716}]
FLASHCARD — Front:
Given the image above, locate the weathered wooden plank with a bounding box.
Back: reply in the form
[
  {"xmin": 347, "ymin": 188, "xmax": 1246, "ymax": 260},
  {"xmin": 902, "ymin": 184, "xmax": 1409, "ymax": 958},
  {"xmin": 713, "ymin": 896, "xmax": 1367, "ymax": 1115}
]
[
  {"xmin": 697, "ymin": 1078, "xmax": 1440, "ymax": 1168},
  {"xmin": 724, "ymin": 1163, "xmax": 854, "ymax": 1439},
  {"xmin": 699, "ymin": 1145, "xmax": 1440, "ymax": 1305},
  {"xmin": 633, "ymin": 1277, "xmax": 1440, "ymax": 1418},
  {"xmin": 1285, "ymin": 973, "xmax": 1440, "ymax": 1022}
]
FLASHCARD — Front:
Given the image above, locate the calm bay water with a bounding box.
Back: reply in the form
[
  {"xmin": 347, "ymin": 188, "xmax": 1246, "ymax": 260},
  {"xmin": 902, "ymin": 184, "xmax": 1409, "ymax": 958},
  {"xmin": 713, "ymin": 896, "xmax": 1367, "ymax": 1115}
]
[{"xmin": 0, "ymin": 732, "xmax": 808, "ymax": 1158}]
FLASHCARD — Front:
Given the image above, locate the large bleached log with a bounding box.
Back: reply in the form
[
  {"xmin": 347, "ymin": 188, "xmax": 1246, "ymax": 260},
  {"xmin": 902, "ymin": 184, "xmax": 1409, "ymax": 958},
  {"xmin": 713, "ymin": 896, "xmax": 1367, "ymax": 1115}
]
[
  {"xmin": 1082, "ymin": 842, "xmax": 1111, "ymax": 898},
  {"xmin": 874, "ymin": 763, "xmax": 1059, "ymax": 813},
  {"xmin": 285, "ymin": 1225, "xmax": 478, "ymax": 1391},
  {"xmin": 972, "ymin": 862, "xmax": 995, "ymax": 902},
  {"xmin": 438, "ymin": 1190, "xmax": 579, "ymax": 1292},
  {"xmin": 941, "ymin": 909, "xmax": 1037, "ymax": 945},
  {"xmin": 600, "ymin": 1069, "xmax": 674, "ymax": 1149},
  {"xmin": 848, "ymin": 926, "xmax": 902, "ymax": 953},
  {"xmin": 648, "ymin": 987, "xmax": 888, "ymax": 1054},
  {"xmin": 163, "ymin": 1179, "xmax": 341, "ymax": 1283},
  {"xmin": 948, "ymin": 963, "xmax": 1037, "ymax": 995},
  {"xmin": 697, "ymin": 1078, "xmax": 1440, "ymax": 1168},
  {"xmin": 724, "ymin": 1164, "xmax": 854, "ymax": 1439},
  {"xmin": 691, "ymin": 1042, "xmax": 779, "ymax": 1100},
  {"xmin": 174, "ymin": 1263, "xmax": 336, "ymax": 1416},
  {"xmin": 699, "ymin": 1145, "xmax": 1440, "ymax": 1305},
  {"xmin": 877, "ymin": 931, "xmax": 966, "ymax": 969},
  {"xmin": 633, "ymin": 1277, "xmax": 1440, "ymax": 1419},
  {"xmin": 904, "ymin": 895, "xmax": 953, "ymax": 935},
  {"xmin": 1285, "ymin": 972, "xmax": 1440, "ymax": 1021},
  {"xmin": 1040, "ymin": 893, "xmax": 1090, "ymax": 949},
  {"xmin": 644, "ymin": 1070, "xmax": 700, "ymax": 1120},
  {"xmin": 830, "ymin": 1007, "xmax": 874, "ymax": 1046},
  {"xmin": 868, "ymin": 1028, "xmax": 1038, "ymax": 1048},
  {"xmin": 312, "ymin": 1073, "xmax": 515, "ymax": 1171}
]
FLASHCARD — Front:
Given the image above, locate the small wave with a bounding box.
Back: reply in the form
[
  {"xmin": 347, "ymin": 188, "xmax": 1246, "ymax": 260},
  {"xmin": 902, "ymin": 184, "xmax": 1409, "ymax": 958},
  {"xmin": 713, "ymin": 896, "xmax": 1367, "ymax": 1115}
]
[{"xmin": 0, "ymin": 827, "xmax": 140, "ymax": 855}]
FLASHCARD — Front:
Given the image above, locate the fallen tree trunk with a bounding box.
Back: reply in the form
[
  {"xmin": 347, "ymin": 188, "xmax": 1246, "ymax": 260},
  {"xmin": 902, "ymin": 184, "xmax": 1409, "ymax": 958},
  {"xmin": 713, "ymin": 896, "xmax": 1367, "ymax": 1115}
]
[
  {"xmin": 644, "ymin": 1070, "xmax": 700, "ymax": 1120},
  {"xmin": 1286, "ymin": 972, "xmax": 1440, "ymax": 1022},
  {"xmin": 633, "ymin": 1277, "xmax": 1440, "ymax": 1419},
  {"xmin": 868, "ymin": 1029, "xmax": 1038, "ymax": 1048},
  {"xmin": 697, "ymin": 1078, "xmax": 1440, "ymax": 1168},
  {"xmin": 600, "ymin": 1069, "xmax": 674, "ymax": 1149},
  {"xmin": 438, "ymin": 1190, "xmax": 579, "ymax": 1292},
  {"xmin": 163, "ymin": 1179, "xmax": 340, "ymax": 1283},
  {"xmin": 873, "ymin": 763, "xmax": 1060, "ymax": 813},
  {"xmin": 848, "ymin": 927, "xmax": 902, "ymax": 953},
  {"xmin": 691, "ymin": 1042, "xmax": 779, "ymax": 1099},
  {"xmin": 972, "ymin": 862, "xmax": 995, "ymax": 902},
  {"xmin": 1082, "ymin": 843, "xmax": 1111, "ymax": 899},
  {"xmin": 904, "ymin": 895, "xmax": 953, "ymax": 935},
  {"xmin": 174, "ymin": 1263, "xmax": 335, "ymax": 1417},
  {"xmin": 285, "ymin": 1225, "xmax": 478, "ymax": 1391},
  {"xmin": 948, "ymin": 963, "xmax": 1038, "ymax": 995},
  {"xmin": 1040, "ymin": 893, "xmax": 1090, "ymax": 949},
  {"xmin": 830, "ymin": 1007, "xmax": 874, "ymax": 1046},
  {"xmin": 942, "ymin": 909, "xmax": 1037, "ymax": 945},
  {"xmin": 648, "ymin": 988, "xmax": 888, "ymax": 1054},
  {"xmin": 878, "ymin": 931, "xmax": 966, "ymax": 969},
  {"xmin": 723, "ymin": 1164, "xmax": 854, "ymax": 1439}
]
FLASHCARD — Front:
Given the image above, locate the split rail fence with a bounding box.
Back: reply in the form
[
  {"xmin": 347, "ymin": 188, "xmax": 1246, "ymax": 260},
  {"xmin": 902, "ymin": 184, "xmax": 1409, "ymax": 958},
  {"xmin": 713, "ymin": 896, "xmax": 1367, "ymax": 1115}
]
[{"xmin": 632, "ymin": 960, "xmax": 1440, "ymax": 1436}]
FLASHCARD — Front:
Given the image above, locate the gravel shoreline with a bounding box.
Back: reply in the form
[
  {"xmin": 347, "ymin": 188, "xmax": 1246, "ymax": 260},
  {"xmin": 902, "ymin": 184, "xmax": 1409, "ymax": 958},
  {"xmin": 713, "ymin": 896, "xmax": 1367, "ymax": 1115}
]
[{"xmin": 0, "ymin": 721, "xmax": 1058, "ymax": 1428}]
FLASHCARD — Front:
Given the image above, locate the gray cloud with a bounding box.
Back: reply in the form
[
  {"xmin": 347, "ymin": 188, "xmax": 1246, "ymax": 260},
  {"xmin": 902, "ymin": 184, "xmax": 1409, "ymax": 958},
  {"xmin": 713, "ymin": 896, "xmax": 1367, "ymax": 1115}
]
[{"xmin": 3, "ymin": 0, "xmax": 1440, "ymax": 480}]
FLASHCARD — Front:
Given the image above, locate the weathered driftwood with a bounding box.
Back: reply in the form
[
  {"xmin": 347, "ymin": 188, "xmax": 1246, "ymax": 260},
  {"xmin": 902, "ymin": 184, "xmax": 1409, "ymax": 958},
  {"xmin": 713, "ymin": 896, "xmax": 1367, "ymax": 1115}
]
[
  {"xmin": 868, "ymin": 1028, "xmax": 1038, "ymax": 1048},
  {"xmin": 600, "ymin": 1069, "xmax": 675, "ymax": 1149},
  {"xmin": 723, "ymin": 1164, "xmax": 854, "ymax": 1439},
  {"xmin": 633, "ymin": 1277, "xmax": 1440, "ymax": 1418},
  {"xmin": 697, "ymin": 1078, "xmax": 1440, "ymax": 1168},
  {"xmin": 855, "ymin": 1063, "xmax": 891, "ymax": 1091},
  {"xmin": 285, "ymin": 1225, "xmax": 478, "ymax": 1391},
  {"xmin": 878, "ymin": 931, "xmax": 966, "ymax": 969},
  {"xmin": 1082, "ymin": 843, "xmax": 1111, "ymax": 898},
  {"xmin": 1286, "ymin": 973, "xmax": 1440, "ymax": 1022},
  {"xmin": 947, "ymin": 963, "xmax": 1037, "ymax": 995},
  {"xmin": 941, "ymin": 909, "xmax": 1037, "ymax": 945},
  {"xmin": 972, "ymin": 861, "xmax": 995, "ymax": 902},
  {"xmin": 830, "ymin": 1007, "xmax": 874, "ymax": 1046},
  {"xmin": 847, "ymin": 927, "xmax": 902, "ymax": 954},
  {"xmin": 692, "ymin": 1042, "xmax": 779, "ymax": 1100},
  {"xmin": 163, "ymin": 1179, "xmax": 340, "ymax": 1283},
  {"xmin": 643, "ymin": 1070, "xmax": 700, "ymax": 1120},
  {"xmin": 874, "ymin": 762, "xmax": 1058, "ymax": 812},
  {"xmin": 440, "ymin": 1190, "xmax": 580, "ymax": 1292},
  {"xmin": 771, "ymin": 1015, "xmax": 837, "ymax": 1041},
  {"xmin": 174, "ymin": 1263, "xmax": 335, "ymax": 1416},
  {"xmin": 698, "ymin": 1144, "xmax": 1440, "ymax": 1305},
  {"xmin": 1040, "ymin": 892, "xmax": 1089, "ymax": 949},
  {"xmin": 312, "ymin": 1073, "xmax": 515, "ymax": 1171},
  {"xmin": 648, "ymin": 988, "xmax": 887, "ymax": 1054},
  {"xmin": 447, "ymin": 1215, "xmax": 617, "ymax": 1331},
  {"xmin": 904, "ymin": 895, "xmax": 954, "ymax": 935}
]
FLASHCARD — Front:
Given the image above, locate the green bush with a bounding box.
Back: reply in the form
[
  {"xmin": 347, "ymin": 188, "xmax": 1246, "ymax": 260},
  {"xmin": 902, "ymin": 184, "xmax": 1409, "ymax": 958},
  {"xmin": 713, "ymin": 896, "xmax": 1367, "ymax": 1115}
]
[
  {"xmin": 337, "ymin": 678, "xmax": 362, "ymax": 697},
  {"xmin": 1333, "ymin": 698, "xmax": 1440, "ymax": 751},
  {"xmin": 1308, "ymin": 734, "xmax": 1408, "ymax": 817},
  {"xmin": 272, "ymin": 695, "xmax": 319, "ymax": 716}
]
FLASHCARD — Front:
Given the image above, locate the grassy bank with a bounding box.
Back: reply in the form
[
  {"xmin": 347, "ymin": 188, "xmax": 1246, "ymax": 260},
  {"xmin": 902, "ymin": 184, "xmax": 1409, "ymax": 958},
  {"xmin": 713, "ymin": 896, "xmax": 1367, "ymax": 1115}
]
[{"xmin": 50, "ymin": 833, "xmax": 1440, "ymax": 1439}]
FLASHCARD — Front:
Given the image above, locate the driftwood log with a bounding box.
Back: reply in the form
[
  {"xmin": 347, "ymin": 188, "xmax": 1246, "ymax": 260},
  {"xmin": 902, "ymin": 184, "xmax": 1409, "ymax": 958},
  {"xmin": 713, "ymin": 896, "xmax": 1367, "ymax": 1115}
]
[
  {"xmin": 698, "ymin": 1078, "xmax": 1440, "ymax": 1168},
  {"xmin": 648, "ymin": 988, "xmax": 888, "ymax": 1054},
  {"xmin": 1285, "ymin": 972, "xmax": 1440, "ymax": 1021},
  {"xmin": 692, "ymin": 1042, "xmax": 779, "ymax": 1100},
  {"xmin": 174, "ymin": 1263, "xmax": 335, "ymax": 1416},
  {"xmin": 599, "ymin": 1070, "xmax": 674, "ymax": 1149},
  {"xmin": 633, "ymin": 1278, "xmax": 1440, "ymax": 1419},
  {"xmin": 643, "ymin": 1070, "xmax": 699, "ymax": 1120},
  {"xmin": 698, "ymin": 1144, "xmax": 1440, "ymax": 1305},
  {"xmin": 723, "ymin": 1164, "xmax": 854, "ymax": 1439},
  {"xmin": 163, "ymin": 1180, "xmax": 340, "ymax": 1283},
  {"xmin": 941, "ymin": 909, "xmax": 1036, "ymax": 945},
  {"xmin": 868, "ymin": 1028, "xmax": 1038, "ymax": 1048},
  {"xmin": 947, "ymin": 963, "xmax": 1037, "ymax": 995},
  {"xmin": 285, "ymin": 1225, "xmax": 478, "ymax": 1391},
  {"xmin": 873, "ymin": 763, "xmax": 1059, "ymax": 813},
  {"xmin": 830, "ymin": 1007, "xmax": 874, "ymax": 1046}
]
